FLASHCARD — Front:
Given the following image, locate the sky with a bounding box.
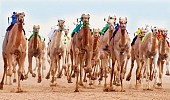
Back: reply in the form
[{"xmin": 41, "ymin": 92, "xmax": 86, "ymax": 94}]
[{"xmin": 0, "ymin": 0, "xmax": 170, "ymax": 53}]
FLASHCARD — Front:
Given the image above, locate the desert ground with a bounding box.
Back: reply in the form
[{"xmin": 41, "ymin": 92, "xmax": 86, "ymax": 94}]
[{"xmin": 0, "ymin": 58, "xmax": 170, "ymax": 100}]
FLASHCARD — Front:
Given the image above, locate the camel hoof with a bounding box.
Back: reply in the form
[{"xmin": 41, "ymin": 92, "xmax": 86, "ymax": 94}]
[
  {"xmin": 98, "ymin": 77, "xmax": 103, "ymax": 81},
  {"xmin": 45, "ymin": 74, "xmax": 50, "ymax": 79},
  {"xmin": 165, "ymin": 71, "xmax": 170, "ymax": 76},
  {"xmin": 13, "ymin": 79, "xmax": 17, "ymax": 83},
  {"xmin": 74, "ymin": 89, "xmax": 79, "ymax": 92},
  {"xmin": 103, "ymin": 87, "xmax": 109, "ymax": 92},
  {"xmin": 157, "ymin": 83, "xmax": 162, "ymax": 87},
  {"xmin": 51, "ymin": 77, "xmax": 55, "ymax": 83},
  {"xmin": 79, "ymin": 81, "xmax": 84, "ymax": 86},
  {"xmin": 0, "ymin": 84, "xmax": 3, "ymax": 90},
  {"xmin": 71, "ymin": 73, "xmax": 75, "ymax": 78},
  {"xmin": 116, "ymin": 83, "xmax": 121, "ymax": 86},
  {"xmin": 64, "ymin": 72, "xmax": 67, "ymax": 76},
  {"xmin": 20, "ymin": 74, "xmax": 25, "ymax": 81},
  {"xmin": 16, "ymin": 88, "xmax": 23, "ymax": 93},
  {"xmin": 24, "ymin": 75, "xmax": 28, "ymax": 80},
  {"xmin": 126, "ymin": 74, "xmax": 131, "ymax": 81},
  {"xmin": 120, "ymin": 89, "xmax": 125, "ymax": 92},
  {"xmin": 38, "ymin": 76, "xmax": 42, "ymax": 83},
  {"xmin": 83, "ymin": 79, "xmax": 87, "ymax": 82},
  {"xmin": 109, "ymin": 87, "xmax": 115, "ymax": 92},
  {"xmin": 89, "ymin": 82, "xmax": 93, "ymax": 86},
  {"xmin": 57, "ymin": 74, "xmax": 62, "ymax": 78},
  {"xmin": 113, "ymin": 81, "xmax": 116, "ymax": 85},
  {"xmin": 32, "ymin": 73, "xmax": 36, "ymax": 77},
  {"xmin": 68, "ymin": 80, "xmax": 73, "ymax": 83}
]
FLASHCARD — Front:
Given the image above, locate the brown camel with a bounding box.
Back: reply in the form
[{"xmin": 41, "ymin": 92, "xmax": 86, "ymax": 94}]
[
  {"xmin": 33, "ymin": 41, "xmax": 46, "ymax": 78},
  {"xmin": 139, "ymin": 26, "xmax": 159, "ymax": 90},
  {"xmin": 25, "ymin": 25, "xmax": 43, "ymax": 83},
  {"xmin": 45, "ymin": 19, "xmax": 65, "ymax": 84},
  {"xmin": 99, "ymin": 16, "xmax": 116, "ymax": 88},
  {"xmin": 110, "ymin": 17, "xmax": 131, "ymax": 92},
  {"xmin": 126, "ymin": 27, "xmax": 147, "ymax": 86},
  {"xmin": 157, "ymin": 28, "xmax": 169, "ymax": 87},
  {"xmin": 91, "ymin": 28, "xmax": 101, "ymax": 81},
  {"xmin": 71, "ymin": 14, "xmax": 93, "ymax": 92},
  {"xmin": 0, "ymin": 12, "xmax": 26, "ymax": 92}
]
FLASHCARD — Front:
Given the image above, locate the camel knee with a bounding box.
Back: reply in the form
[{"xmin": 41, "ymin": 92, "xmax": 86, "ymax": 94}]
[{"xmin": 75, "ymin": 48, "xmax": 79, "ymax": 55}]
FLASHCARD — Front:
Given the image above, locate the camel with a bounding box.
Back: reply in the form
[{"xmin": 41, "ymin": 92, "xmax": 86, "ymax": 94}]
[
  {"xmin": 99, "ymin": 16, "xmax": 116, "ymax": 87},
  {"xmin": 25, "ymin": 25, "xmax": 44, "ymax": 83},
  {"xmin": 33, "ymin": 41, "xmax": 46, "ymax": 78},
  {"xmin": 91, "ymin": 28, "xmax": 101, "ymax": 81},
  {"xmin": 57, "ymin": 28, "xmax": 72, "ymax": 80},
  {"xmin": 45, "ymin": 19, "xmax": 65, "ymax": 84},
  {"xmin": 71, "ymin": 14, "xmax": 93, "ymax": 92},
  {"xmin": 157, "ymin": 28, "xmax": 169, "ymax": 87},
  {"xmin": 110, "ymin": 17, "xmax": 131, "ymax": 92},
  {"xmin": 139, "ymin": 26, "xmax": 159, "ymax": 90},
  {"xmin": 126, "ymin": 27, "xmax": 147, "ymax": 86},
  {"xmin": 0, "ymin": 12, "xmax": 26, "ymax": 92}
]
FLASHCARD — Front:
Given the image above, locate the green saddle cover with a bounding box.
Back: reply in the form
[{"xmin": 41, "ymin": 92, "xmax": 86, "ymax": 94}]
[
  {"xmin": 100, "ymin": 24, "xmax": 108, "ymax": 35},
  {"xmin": 28, "ymin": 32, "xmax": 45, "ymax": 42}
]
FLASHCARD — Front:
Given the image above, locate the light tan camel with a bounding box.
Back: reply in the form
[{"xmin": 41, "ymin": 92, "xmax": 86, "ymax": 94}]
[
  {"xmin": 139, "ymin": 26, "xmax": 159, "ymax": 90},
  {"xmin": 126, "ymin": 27, "xmax": 147, "ymax": 86},
  {"xmin": 0, "ymin": 12, "xmax": 26, "ymax": 92},
  {"xmin": 99, "ymin": 16, "xmax": 116, "ymax": 88},
  {"xmin": 25, "ymin": 25, "xmax": 43, "ymax": 83},
  {"xmin": 157, "ymin": 28, "xmax": 169, "ymax": 87},
  {"xmin": 110, "ymin": 17, "xmax": 131, "ymax": 92},
  {"xmin": 71, "ymin": 14, "xmax": 93, "ymax": 92},
  {"xmin": 45, "ymin": 19, "xmax": 65, "ymax": 84}
]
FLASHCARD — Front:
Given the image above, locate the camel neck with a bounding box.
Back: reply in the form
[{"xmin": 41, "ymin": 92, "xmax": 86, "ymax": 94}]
[
  {"xmin": 93, "ymin": 36, "xmax": 98, "ymax": 51},
  {"xmin": 121, "ymin": 29, "xmax": 126, "ymax": 45},
  {"xmin": 151, "ymin": 34, "xmax": 157, "ymax": 52},
  {"xmin": 33, "ymin": 32, "xmax": 38, "ymax": 49},
  {"xmin": 83, "ymin": 26, "xmax": 89, "ymax": 46},
  {"xmin": 16, "ymin": 23, "xmax": 23, "ymax": 47},
  {"xmin": 160, "ymin": 39, "xmax": 166, "ymax": 54}
]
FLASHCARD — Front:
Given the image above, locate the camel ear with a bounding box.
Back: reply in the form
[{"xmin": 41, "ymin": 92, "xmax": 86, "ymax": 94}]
[
  {"xmin": 82, "ymin": 14, "xmax": 85, "ymax": 18},
  {"xmin": 119, "ymin": 17, "xmax": 122, "ymax": 23},
  {"xmin": 33, "ymin": 25, "xmax": 35, "ymax": 30},
  {"xmin": 114, "ymin": 15, "xmax": 116, "ymax": 20},
  {"xmin": 38, "ymin": 25, "xmax": 40, "ymax": 29},
  {"xmin": 22, "ymin": 12, "xmax": 25, "ymax": 17},
  {"xmin": 125, "ymin": 17, "xmax": 127, "ymax": 21},
  {"xmin": 58, "ymin": 20, "xmax": 60, "ymax": 23},
  {"xmin": 87, "ymin": 14, "xmax": 90, "ymax": 19},
  {"xmin": 98, "ymin": 28, "xmax": 100, "ymax": 32}
]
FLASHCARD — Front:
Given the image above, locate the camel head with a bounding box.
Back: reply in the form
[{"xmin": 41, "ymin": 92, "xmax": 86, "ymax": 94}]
[
  {"xmin": 64, "ymin": 28, "xmax": 69, "ymax": 36},
  {"xmin": 33, "ymin": 25, "xmax": 40, "ymax": 34},
  {"xmin": 159, "ymin": 28, "xmax": 168, "ymax": 40},
  {"xmin": 81, "ymin": 14, "xmax": 90, "ymax": 26},
  {"xmin": 119, "ymin": 17, "xmax": 127, "ymax": 30},
  {"xmin": 93, "ymin": 28, "xmax": 100, "ymax": 38},
  {"xmin": 107, "ymin": 15, "xmax": 116, "ymax": 30},
  {"xmin": 17, "ymin": 12, "xmax": 25, "ymax": 24},
  {"xmin": 58, "ymin": 19, "xmax": 65, "ymax": 30},
  {"xmin": 138, "ymin": 27, "xmax": 147, "ymax": 38},
  {"xmin": 151, "ymin": 26, "xmax": 158, "ymax": 37}
]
